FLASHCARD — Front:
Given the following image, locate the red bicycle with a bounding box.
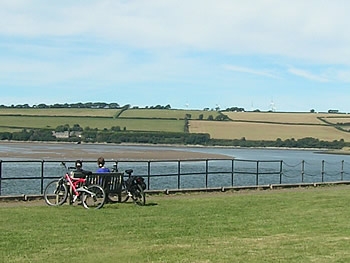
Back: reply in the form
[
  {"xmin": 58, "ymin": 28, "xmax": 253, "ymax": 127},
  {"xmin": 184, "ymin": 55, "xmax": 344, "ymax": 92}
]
[{"xmin": 44, "ymin": 162, "xmax": 106, "ymax": 209}]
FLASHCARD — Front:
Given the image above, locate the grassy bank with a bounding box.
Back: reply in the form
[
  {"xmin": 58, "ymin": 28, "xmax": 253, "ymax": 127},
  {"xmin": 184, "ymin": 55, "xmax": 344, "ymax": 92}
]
[{"xmin": 2, "ymin": 187, "xmax": 350, "ymax": 262}]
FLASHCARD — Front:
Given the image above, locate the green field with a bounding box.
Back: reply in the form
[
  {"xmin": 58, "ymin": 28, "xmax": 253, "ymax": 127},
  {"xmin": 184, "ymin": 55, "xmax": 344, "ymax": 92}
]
[
  {"xmin": 2, "ymin": 108, "xmax": 350, "ymax": 142},
  {"xmin": 0, "ymin": 115, "xmax": 184, "ymax": 132},
  {"xmin": 1, "ymin": 187, "xmax": 350, "ymax": 262},
  {"xmin": 0, "ymin": 108, "xmax": 216, "ymax": 133},
  {"xmin": 119, "ymin": 108, "xmax": 220, "ymax": 120},
  {"xmin": 0, "ymin": 108, "xmax": 122, "ymax": 117}
]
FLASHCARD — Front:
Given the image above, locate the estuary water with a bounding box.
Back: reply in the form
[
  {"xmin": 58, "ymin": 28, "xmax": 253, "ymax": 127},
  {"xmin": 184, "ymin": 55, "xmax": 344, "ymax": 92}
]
[{"xmin": 1, "ymin": 143, "xmax": 350, "ymax": 195}]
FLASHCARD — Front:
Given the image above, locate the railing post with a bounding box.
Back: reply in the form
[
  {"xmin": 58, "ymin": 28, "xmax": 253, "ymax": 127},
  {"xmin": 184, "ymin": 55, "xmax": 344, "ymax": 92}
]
[
  {"xmin": 40, "ymin": 160, "xmax": 45, "ymax": 194},
  {"xmin": 147, "ymin": 161, "xmax": 151, "ymax": 190},
  {"xmin": 301, "ymin": 160, "xmax": 305, "ymax": 183},
  {"xmin": 177, "ymin": 160, "xmax": 181, "ymax": 189},
  {"xmin": 341, "ymin": 160, "xmax": 344, "ymax": 181},
  {"xmin": 279, "ymin": 160, "xmax": 283, "ymax": 184},
  {"xmin": 321, "ymin": 160, "xmax": 325, "ymax": 182},
  {"xmin": 231, "ymin": 159, "xmax": 234, "ymax": 186},
  {"xmin": 0, "ymin": 160, "xmax": 2, "ymax": 195},
  {"xmin": 205, "ymin": 159, "xmax": 209, "ymax": 188},
  {"xmin": 256, "ymin": 161, "xmax": 259, "ymax": 185}
]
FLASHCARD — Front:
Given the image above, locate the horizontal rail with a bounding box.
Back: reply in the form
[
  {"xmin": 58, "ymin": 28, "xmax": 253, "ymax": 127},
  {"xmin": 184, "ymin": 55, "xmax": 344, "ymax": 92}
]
[{"xmin": 0, "ymin": 158, "xmax": 348, "ymax": 196}]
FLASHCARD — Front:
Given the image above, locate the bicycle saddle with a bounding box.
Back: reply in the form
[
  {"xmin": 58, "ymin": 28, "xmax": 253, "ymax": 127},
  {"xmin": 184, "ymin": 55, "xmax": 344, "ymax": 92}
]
[{"xmin": 125, "ymin": 169, "xmax": 133, "ymax": 175}]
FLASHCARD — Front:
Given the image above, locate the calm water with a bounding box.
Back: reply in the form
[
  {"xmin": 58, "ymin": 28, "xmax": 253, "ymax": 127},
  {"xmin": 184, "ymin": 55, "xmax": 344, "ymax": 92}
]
[{"xmin": 1, "ymin": 144, "xmax": 350, "ymax": 195}]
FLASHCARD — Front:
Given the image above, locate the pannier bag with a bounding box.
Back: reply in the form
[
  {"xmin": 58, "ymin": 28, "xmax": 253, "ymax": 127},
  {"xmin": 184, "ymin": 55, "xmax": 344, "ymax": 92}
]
[{"xmin": 127, "ymin": 176, "xmax": 147, "ymax": 190}]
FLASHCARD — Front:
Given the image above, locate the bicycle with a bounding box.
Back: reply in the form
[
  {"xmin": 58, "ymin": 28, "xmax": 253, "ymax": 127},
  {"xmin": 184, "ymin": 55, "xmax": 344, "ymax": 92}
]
[
  {"xmin": 44, "ymin": 162, "xmax": 106, "ymax": 209},
  {"xmin": 107, "ymin": 163, "xmax": 146, "ymax": 206}
]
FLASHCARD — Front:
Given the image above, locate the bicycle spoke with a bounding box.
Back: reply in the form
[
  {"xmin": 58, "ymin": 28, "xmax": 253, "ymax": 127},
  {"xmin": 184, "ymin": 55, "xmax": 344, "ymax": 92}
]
[
  {"xmin": 82, "ymin": 185, "xmax": 106, "ymax": 209},
  {"xmin": 44, "ymin": 180, "xmax": 68, "ymax": 206}
]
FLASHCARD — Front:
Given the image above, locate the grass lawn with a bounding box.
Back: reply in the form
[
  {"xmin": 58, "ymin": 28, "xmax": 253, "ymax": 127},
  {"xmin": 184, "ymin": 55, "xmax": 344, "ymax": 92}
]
[{"xmin": 1, "ymin": 187, "xmax": 350, "ymax": 262}]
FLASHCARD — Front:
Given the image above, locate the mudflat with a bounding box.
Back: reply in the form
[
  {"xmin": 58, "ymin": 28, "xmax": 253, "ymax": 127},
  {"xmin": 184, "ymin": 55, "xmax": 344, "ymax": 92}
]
[{"xmin": 0, "ymin": 141, "xmax": 231, "ymax": 160}]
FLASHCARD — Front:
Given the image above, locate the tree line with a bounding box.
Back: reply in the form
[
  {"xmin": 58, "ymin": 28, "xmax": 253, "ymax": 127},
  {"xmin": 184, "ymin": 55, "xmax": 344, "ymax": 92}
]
[
  {"xmin": 0, "ymin": 102, "xmax": 249, "ymax": 112},
  {"xmin": 0, "ymin": 125, "xmax": 346, "ymax": 149}
]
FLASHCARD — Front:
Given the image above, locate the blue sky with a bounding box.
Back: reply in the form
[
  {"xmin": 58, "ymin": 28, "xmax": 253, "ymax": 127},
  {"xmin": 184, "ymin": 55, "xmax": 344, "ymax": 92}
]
[{"xmin": 1, "ymin": 0, "xmax": 350, "ymax": 112}]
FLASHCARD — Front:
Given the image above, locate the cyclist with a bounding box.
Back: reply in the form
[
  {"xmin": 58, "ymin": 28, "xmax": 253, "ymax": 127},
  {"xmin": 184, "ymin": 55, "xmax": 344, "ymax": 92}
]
[
  {"xmin": 73, "ymin": 160, "xmax": 92, "ymax": 177},
  {"xmin": 96, "ymin": 156, "xmax": 110, "ymax": 188},
  {"xmin": 96, "ymin": 156, "xmax": 110, "ymax": 173},
  {"xmin": 75, "ymin": 159, "xmax": 82, "ymax": 170},
  {"xmin": 73, "ymin": 159, "xmax": 85, "ymax": 178},
  {"xmin": 72, "ymin": 160, "xmax": 90, "ymax": 204}
]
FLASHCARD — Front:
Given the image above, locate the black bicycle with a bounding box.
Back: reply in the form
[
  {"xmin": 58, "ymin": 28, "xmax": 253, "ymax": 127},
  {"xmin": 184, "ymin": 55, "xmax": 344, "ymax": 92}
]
[{"xmin": 107, "ymin": 164, "xmax": 146, "ymax": 206}]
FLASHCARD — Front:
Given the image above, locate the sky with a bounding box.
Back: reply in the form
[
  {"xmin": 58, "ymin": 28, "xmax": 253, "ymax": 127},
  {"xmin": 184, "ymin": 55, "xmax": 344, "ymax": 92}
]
[{"xmin": 1, "ymin": 0, "xmax": 350, "ymax": 112}]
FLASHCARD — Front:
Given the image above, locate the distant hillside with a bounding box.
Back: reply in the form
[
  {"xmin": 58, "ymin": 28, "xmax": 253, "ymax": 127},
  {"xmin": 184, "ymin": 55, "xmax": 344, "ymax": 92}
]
[
  {"xmin": 1, "ymin": 108, "xmax": 350, "ymax": 145},
  {"xmin": 189, "ymin": 112, "xmax": 350, "ymax": 142},
  {"xmin": 0, "ymin": 108, "xmax": 220, "ymax": 133}
]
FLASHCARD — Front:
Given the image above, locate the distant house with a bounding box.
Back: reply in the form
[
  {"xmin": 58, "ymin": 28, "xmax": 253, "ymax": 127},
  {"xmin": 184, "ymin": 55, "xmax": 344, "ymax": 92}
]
[
  {"xmin": 52, "ymin": 131, "xmax": 69, "ymax": 138},
  {"xmin": 52, "ymin": 131, "xmax": 82, "ymax": 139},
  {"xmin": 328, "ymin": 109, "xmax": 339, "ymax": 113}
]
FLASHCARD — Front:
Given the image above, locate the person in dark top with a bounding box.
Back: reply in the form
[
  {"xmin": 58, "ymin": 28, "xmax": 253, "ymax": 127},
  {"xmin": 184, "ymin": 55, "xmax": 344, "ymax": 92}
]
[
  {"xmin": 75, "ymin": 159, "xmax": 83, "ymax": 171},
  {"xmin": 74, "ymin": 159, "xmax": 92, "ymax": 178}
]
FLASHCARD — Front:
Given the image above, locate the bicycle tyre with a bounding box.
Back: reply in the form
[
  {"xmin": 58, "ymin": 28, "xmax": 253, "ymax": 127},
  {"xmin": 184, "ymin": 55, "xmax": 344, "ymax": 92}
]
[
  {"xmin": 106, "ymin": 192, "xmax": 119, "ymax": 203},
  {"xmin": 106, "ymin": 179, "xmax": 129, "ymax": 203},
  {"xmin": 132, "ymin": 184, "xmax": 146, "ymax": 206},
  {"xmin": 82, "ymin": 184, "xmax": 106, "ymax": 209},
  {"xmin": 44, "ymin": 179, "xmax": 68, "ymax": 206},
  {"xmin": 119, "ymin": 181, "xmax": 130, "ymax": 203}
]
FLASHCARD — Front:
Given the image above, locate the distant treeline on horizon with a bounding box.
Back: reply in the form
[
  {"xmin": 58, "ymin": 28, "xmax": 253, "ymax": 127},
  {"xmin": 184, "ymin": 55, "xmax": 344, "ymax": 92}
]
[
  {"xmin": 0, "ymin": 102, "xmax": 344, "ymax": 114},
  {"xmin": 0, "ymin": 102, "xmax": 246, "ymax": 112}
]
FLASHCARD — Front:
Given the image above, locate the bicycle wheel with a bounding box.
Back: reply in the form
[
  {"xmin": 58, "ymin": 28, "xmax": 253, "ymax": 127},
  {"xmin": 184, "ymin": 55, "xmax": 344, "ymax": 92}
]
[
  {"xmin": 106, "ymin": 179, "xmax": 129, "ymax": 203},
  {"xmin": 132, "ymin": 184, "xmax": 146, "ymax": 206},
  {"xmin": 119, "ymin": 181, "xmax": 130, "ymax": 203},
  {"xmin": 82, "ymin": 184, "xmax": 106, "ymax": 209},
  {"xmin": 44, "ymin": 179, "xmax": 68, "ymax": 206},
  {"xmin": 106, "ymin": 192, "xmax": 119, "ymax": 203}
]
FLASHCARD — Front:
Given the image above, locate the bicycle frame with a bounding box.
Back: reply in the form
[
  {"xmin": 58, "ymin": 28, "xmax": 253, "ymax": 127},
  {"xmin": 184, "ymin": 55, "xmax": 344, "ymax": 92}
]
[
  {"xmin": 65, "ymin": 173, "xmax": 85, "ymax": 198},
  {"xmin": 44, "ymin": 163, "xmax": 106, "ymax": 209},
  {"xmin": 64, "ymin": 173, "xmax": 98, "ymax": 202}
]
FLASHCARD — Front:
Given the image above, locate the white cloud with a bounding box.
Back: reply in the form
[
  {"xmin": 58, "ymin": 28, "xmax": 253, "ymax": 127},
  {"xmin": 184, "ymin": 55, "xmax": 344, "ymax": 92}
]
[
  {"xmin": 288, "ymin": 67, "xmax": 329, "ymax": 82},
  {"xmin": 223, "ymin": 64, "xmax": 279, "ymax": 79},
  {"xmin": 2, "ymin": 0, "xmax": 350, "ymax": 111},
  {"xmin": 1, "ymin": 1, "xmax": 350, "ymax": 64},
  {"xmin": 335, "ymin": 69, "xmax": 350, "ymax": 83}
]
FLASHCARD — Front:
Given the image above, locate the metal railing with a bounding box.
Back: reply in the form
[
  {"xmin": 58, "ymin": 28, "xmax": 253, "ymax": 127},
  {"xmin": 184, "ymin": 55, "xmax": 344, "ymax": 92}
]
[{"xmin": 0, "ymin": 158, "xmax": 349, "ymax": 196}]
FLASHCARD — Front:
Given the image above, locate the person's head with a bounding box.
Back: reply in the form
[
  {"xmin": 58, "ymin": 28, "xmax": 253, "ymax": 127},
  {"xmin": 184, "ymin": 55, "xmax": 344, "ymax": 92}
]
[
  {"xmin": 97, "ymin": 156, "xmax": 105, "ymax": 168},
  {"xmin": 75, "ymin": 160, "xmax": 83, "ymax": 170}
]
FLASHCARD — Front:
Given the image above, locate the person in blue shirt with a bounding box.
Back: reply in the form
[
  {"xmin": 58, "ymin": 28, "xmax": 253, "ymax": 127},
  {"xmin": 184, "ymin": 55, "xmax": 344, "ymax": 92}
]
[
  {"xmin": 96, "ymin": 156, "xmax": 110, "ymax": 173},
  {"xmin": 96, "ymin": 156, "xmax": 110, "ymax": 187}
]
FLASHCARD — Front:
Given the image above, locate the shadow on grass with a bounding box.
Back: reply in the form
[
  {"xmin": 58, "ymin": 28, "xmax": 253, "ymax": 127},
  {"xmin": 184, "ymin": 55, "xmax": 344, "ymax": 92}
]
[
  {"xmin": 105, "ymin": 201, "xmax": 158, "ymax": 208},
  {"xmin": 122, "ymin": 201, "xmax": 158, "ymax": 207},
  {"xmin": 144, "ymin": 202, "xmax": 157, "ymax": 206}
]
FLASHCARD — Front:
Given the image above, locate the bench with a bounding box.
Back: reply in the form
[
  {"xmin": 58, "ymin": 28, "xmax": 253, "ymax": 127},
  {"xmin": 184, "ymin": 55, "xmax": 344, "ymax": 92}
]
[{"xmin": 72, "ymin": 171, "xmax": 124, "ymax": 203}]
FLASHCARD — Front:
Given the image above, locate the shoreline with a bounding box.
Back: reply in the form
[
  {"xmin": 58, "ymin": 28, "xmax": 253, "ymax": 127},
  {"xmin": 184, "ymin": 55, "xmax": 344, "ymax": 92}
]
[
  {"xmin": 0, "ymin": 141, "xmax": 349, "ymax": 161},
  {"xmin": 0, "ymin": 141, "xmax": 232, "ymax": 160}
]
